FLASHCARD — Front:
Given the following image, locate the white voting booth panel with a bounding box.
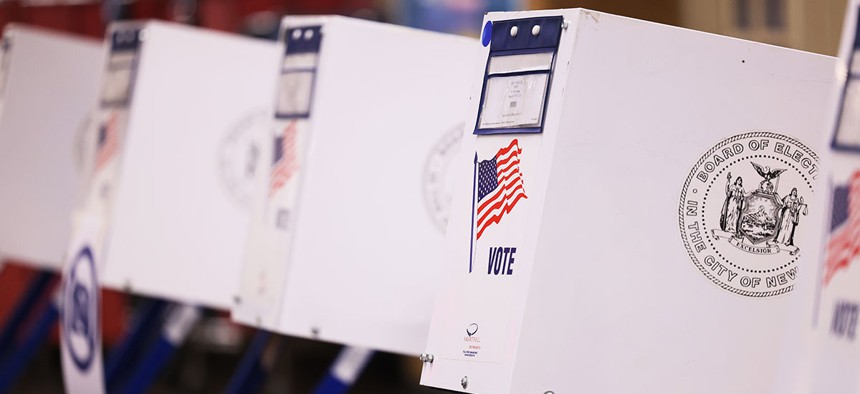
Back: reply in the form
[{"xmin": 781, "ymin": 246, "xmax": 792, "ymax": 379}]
[
  {"xmin": 776, "ymin": 2, "xmax": 860, "ymax": 393},
  {"xmin": 420, "ymin": 9, "xmax": 836, "ymax": 394},
  {"xmin": 0, "ymin": 25, "xmax": 102, "ymax": 271},
  {"xmin": 97, "ymin": 21, "xmax": 279, "ymax": 309},
  {"xmin": 232, "ymin": 16, "xmax": 474, "ymax": 356}
]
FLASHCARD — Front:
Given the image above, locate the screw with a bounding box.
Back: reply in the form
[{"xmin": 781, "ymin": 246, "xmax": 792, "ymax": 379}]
[
  {"xmin": 562, "ymin": 20, "xmax": 570, "ymax": 30},
  {"xmin": 419, "ymin": 353, "xmax": 434, "ymax": 363},
  {"xmin": 461, "ymin": 376, "xmax": 468, "ymax": 389}
]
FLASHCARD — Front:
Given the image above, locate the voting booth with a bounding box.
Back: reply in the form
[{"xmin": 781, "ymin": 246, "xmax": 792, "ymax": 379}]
[
  {"xmin": 91, "ymin": 21, "xmax": 279, "ymax": 309},
  {"xmin": 0, "ymin": 25, "xmax": 102, "ymax": 270},
  {"xmin": 776, "ymin": 1, "xmax": 860, "ymax": 393},
  {"xmin": 232, "ymin": 16, "xmax": 474, "ymax": 356},
  {"xmin": 419, "ymin": 9, "xmax": 836, "ymax": 393}
]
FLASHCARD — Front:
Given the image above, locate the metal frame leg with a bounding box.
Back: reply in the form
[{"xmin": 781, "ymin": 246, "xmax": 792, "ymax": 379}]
[{"xmin": 312, "ymin": 347, "xmax": 374, "ymax": 394}]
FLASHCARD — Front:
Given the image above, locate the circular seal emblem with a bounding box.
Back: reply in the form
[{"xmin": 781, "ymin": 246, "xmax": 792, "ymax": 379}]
[
  {"xmin": 217, "ymin": 110, "xmax": 269, "ymax": 209},
  {"xmin": 679, "ymin": 131, "xmax": 819, "ymax": 297},
  {"xmin": 423, "ymin": 124, "xmax": 463, "ymax": 233},
  {"xmin": 62, "ymin": 246, "xmax": 98, "ymax": 371}
]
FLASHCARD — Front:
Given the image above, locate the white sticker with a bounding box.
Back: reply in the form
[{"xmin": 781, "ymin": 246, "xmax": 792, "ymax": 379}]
[
  {"xmin": 276, "ymin": 71, "xmax": 314, "ymax": 116},
  {"xmin": 487, "ymin": 52, "xmax": 554, "ymax": 74},
  {"xmin": 436, "ymin": 136, "xmax": 543, "ymax": 364},
  {"xmin": 100, "ymin": 52, "xmax": 136, "ymax": 105},
  {"xmin": 478, "ymin": 73, "xmax": 548, "ymax": 130}
]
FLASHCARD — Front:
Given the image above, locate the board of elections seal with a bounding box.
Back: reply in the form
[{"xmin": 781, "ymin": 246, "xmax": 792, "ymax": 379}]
[
  {"xmin": 217, "ymin": 110, "xmax": 269, "ymax": 209},
  {"xmin": 679, "ymin": 131, "xmax": 819, "ymax": 297},
  {"xmin": 62, "ymin": 246, "xmax": 98, "ymax": 371},
  {"xmin": 423, "ymin": 124, "xmax": 463, "ymax": 233}
]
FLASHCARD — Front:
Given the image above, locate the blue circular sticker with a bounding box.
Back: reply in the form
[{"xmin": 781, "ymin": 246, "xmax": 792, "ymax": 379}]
[
  {"xmin": 481, "ymin": 21, "xmax": 493, "ymax": 47},
  {"xmin": 62, "ymin": 246, "xmax": 98, "ymax": 372}
]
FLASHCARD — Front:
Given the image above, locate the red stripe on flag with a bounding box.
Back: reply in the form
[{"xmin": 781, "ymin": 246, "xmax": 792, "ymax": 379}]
[
  {"xmin": 95, "ymin": 111, "xmax": 119, "ymax": 171},
  {"xmin": 477, "ymin": 184, "xmax": 527, "ymax": 230},
  {"xmin": 496, "ymin": 139, "xmax": 521, "ymax": 157},
  {"xmin": 477, "ymin": 170, "xmax": 522, "ymax": 214},
  {"xmin": 476, "ymin": 192, "xmax": 527, "ymax": 240},
  {"xmin": 823, "ymin": 171, "xmax": 860, "ymax": 285},
  {"xmin": 475, "ymin": 139, "xmax": 527, "ymax": 240},
  {"xmin": 269, "ymin": 121, "xmax": 299, "ymax": 197}
]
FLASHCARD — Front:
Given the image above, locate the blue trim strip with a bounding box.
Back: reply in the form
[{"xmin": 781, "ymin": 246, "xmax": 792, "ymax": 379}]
[
  {"xmin": 469, "ymin": 153, "xmax": 477, "ymax": 273},
  {"xmin": 284, "ymin": 26, "xmax": 323, "ymax": 54},
  {"xmin": 105, "ymin": 298, "xmax": 167, "ymax": 389},
  {"xmin": 474, "ymin": 127, "xmax": 542, "ymax": 135},
  {"xmin": 224, "ymin": 330, "xmax": 271, "ymax": 394},
  {"xmin": 832, "ymin": 10, "xmax": 860, "ymax": 152},
  {"xmin": 490, "ymin": 16, "xmax": 563, "ymax": 52},
  {"xmin": 274, "ymin": 111, "xmax": 313, "ymax": 120},
  {"xmin": 116, "ymin": 335, "xmax": 176, "ymax": 394},
  {"xmin": 110, "ymin": 28, "xmax": 143, "ymax": 52},
  {"xmin": 0, "ymin": 270, "xmax": 52, "ymax": 357},
  {"xmin": 0, "ymin": 301, "xmax": 59, "ymax": 394}
]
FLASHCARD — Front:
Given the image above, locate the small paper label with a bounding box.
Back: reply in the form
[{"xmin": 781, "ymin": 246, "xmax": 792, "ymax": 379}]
[
  {"xmin": 276, "ymin": 71, "xmax": 314, "ymax": 116},
  {"xmin": 478, "ymin": 74, "xmax": 548, "ymax": 130},
  {"xmin": 100, "ymin": 52, "xmax": 136, "ymax": 106}
]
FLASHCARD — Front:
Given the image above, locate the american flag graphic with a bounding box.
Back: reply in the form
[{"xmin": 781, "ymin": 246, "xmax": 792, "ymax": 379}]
[
  {"xmin": 824, "ymin": 170, "xmax": 860, "ymax": 286},
  {"xmin": 475, "ymin": 139, "xmax": 527, "ymax": 240},
  {"xmin": 269, "ymin": 121, "xmax": 299, "ymax": 197},
  {"xmin": 95, "ymin": 111, "xmax": 119, "ymax": 171}
]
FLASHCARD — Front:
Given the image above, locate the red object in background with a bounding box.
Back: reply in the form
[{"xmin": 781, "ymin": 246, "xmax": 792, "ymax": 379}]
[
  {"xmin": 0, "ymin": 263, "xmax": 35, "ymax": 326},
  {"xmin": 0, "ymin": 2, "xmax": 104, "ymax": 38},
  {"xmin": 0, "ymin": 262, "xmax": 127, "ymax": 345},
  {"xmin": 0, "ymin": 0, "xmax": 378, "ymax": 37}
]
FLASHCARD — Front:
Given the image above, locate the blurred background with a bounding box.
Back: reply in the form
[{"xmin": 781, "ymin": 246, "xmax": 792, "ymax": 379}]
[
  {"xmin": 0, "ymin": 0, "xmax": 850, "ymax": 393},
  {"xmin": 0, "ymin": 0, "xmax": 851, "ymax": 54}
]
